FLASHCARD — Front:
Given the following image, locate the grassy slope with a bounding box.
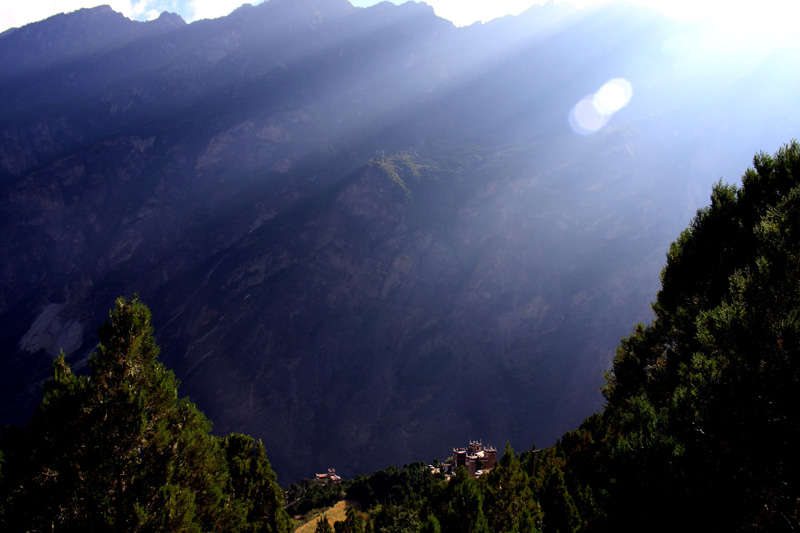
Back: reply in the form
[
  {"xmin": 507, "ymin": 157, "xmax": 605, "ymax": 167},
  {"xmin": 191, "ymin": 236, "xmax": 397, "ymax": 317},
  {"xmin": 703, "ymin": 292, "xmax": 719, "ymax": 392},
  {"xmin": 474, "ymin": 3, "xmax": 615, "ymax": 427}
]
[{"xmin": 293, "ymin": 500, "xmax": 352, "ymax": 533}]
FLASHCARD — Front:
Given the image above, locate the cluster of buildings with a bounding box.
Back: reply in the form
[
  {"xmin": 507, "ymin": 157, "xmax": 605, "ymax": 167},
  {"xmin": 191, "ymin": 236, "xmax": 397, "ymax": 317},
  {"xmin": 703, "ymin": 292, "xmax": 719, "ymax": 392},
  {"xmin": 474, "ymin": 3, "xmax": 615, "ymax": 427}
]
[
  {"xmin": 314, "ymin": 440, "xmax": 498, "ymax": 486},
  {"xmin": 314, "ymin": 468, "xmax": 342, "ymax": 485},
  {"xmin": 446, "ymin": 440, "xmax": 497, "ymax": 477}
]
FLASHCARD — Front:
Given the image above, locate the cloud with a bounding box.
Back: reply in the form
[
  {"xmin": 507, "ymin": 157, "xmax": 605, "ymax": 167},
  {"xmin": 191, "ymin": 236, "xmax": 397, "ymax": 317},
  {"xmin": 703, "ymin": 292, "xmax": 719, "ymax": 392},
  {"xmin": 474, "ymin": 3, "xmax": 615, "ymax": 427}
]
[{"xmin": 187, "ymin": 0, "xmax": 250, "ymax": 21}]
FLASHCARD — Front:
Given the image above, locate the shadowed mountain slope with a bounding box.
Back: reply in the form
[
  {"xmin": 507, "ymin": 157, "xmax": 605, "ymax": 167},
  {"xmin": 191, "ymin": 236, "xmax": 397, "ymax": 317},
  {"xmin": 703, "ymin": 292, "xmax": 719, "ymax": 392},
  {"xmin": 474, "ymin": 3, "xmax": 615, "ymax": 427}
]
[{"xmin": 2, "ymin": 0, "xmax": 799, "ymax": 482}]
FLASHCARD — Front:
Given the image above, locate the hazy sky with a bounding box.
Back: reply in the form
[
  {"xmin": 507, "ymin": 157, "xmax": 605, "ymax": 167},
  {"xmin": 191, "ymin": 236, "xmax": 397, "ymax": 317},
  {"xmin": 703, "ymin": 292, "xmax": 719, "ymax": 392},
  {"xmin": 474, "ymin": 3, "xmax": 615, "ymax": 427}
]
[
  {"xmin": 1, "ymin": 0, "xmax": 797, "ymax": 50},
  {"xmin": 0, "ymin": 0, "xmax": 751, "ymax": 30}
]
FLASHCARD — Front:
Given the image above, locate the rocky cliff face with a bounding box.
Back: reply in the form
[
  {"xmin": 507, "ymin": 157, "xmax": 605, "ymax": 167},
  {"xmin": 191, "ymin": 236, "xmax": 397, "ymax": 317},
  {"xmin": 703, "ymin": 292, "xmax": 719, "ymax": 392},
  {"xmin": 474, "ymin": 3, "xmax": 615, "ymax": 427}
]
[{"xmin": 2, "ymin": 0, "xmax": 799, "ymax": 483}]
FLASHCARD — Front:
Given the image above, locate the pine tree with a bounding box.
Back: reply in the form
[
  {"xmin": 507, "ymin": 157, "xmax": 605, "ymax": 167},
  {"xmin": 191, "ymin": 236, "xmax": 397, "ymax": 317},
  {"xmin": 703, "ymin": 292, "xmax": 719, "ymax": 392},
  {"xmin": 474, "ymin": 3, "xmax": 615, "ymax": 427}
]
[
  {"xmin": 0, "ymin": 296, "xmax": 249, "ymax": 531},
  {"xmin": 334, "ymin": 505, "xmax": 366, "ymax": 533},
  {"xmin": 596, "ymin": 141, "xmax": 800, "ymax": 529},
  {"xmin": 483, "ymin": 443, "xmax": 542, "ymax": 533},
  {"xmin": 3, "ymin": 352, "xmax": 96, "ymax": 530},
  {"xmin": 442, "ymin": 467, "xmax": 488, "ymax": 533},
  {"xmin": 221, "ymin": 433, "xmax": 292, "ymax": 533},
  {"xmin": 315, "ymin": 515, "xmax": 335, "ymax": 533}
]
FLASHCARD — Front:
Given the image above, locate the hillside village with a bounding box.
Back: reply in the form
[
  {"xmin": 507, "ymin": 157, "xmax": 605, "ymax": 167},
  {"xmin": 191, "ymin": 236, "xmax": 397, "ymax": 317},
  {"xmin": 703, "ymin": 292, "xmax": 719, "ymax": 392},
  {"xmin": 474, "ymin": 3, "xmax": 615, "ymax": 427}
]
[
  {"xmin": 445, "ymin": 440, "xmax": 497, "ymax": 478},
  {"xmin": 314, "ymin": 440, "xmax": 498, "ymax": 488}
]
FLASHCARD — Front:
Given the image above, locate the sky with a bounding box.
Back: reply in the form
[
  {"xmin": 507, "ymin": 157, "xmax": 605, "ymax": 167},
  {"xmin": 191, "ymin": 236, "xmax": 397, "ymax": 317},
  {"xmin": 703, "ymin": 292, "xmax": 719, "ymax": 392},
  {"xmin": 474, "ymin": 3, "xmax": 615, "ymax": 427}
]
[{"xmin": 1, "ymin": 0, "xmax": 798, "ymax": 51}]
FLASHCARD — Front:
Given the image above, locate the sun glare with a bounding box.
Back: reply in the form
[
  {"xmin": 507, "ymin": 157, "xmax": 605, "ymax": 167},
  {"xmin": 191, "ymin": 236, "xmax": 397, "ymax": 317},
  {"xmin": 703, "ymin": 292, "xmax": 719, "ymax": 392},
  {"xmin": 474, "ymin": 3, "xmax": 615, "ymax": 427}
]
[
  {"xmin": 592, "ymin": 0, "xmax": 800, "ymax": 51},
  {"xmin": 707, "ymin": 1, "xmax": 800, "ymax": 51},
  {"xmin": 569, "ymin": 78, "xmax": 633, "ymax": 136},
  {"xmin": 593, "ymin": 78, "xmax": 633, "ymax": 115}
]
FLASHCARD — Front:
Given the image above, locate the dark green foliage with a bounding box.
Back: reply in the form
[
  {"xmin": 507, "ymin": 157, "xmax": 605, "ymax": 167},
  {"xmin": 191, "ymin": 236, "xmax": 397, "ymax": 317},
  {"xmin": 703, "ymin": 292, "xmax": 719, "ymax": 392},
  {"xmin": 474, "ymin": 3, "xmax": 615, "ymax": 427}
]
[
  {"xmin": 528, "ymin": 448, "xmax": 580, "ymax": 533},
  {"xmin": 316, "ymin": 515, "xmax": 335, "ymax": 533},
  {"xmin": 221, "ymin": 433, "xmax": 292, "ymax": 533},
  {"xmin": 594, "ymin": 141, "xmax": 800, "ymax": 530},
  {"xmin": 483, "ymin": 443, "xmax": 541, "ymax": 533},
  {"xmin": 1, "ymin": 296, "xmax": 233, "ymax": 531},
  {"xmin": 0, "ymin": 296, "xmax": 288, "ymax": 532},
  {"xmin": 285, "ymin": 477, "xmax": 345, "ymax": 516},
  {"xmin": 345, "ymin": 462, "xmax": 444, "ymax": 513},
  {"xmin": 555, "ymin": 420, "xmax": 606, "ymax": 529},
  {"xmin": 337, "ymin": 462, "xmax": 446, "ymax": 533},
  {"xmin": 334, "ymin": 505, "xmax": 366, "ymax": 533},
  {"xmin": 441, "ymin": 467, "xmax": 488, "ymax": 533},
  {"xmin": 369, "ymin": 504, "xmax": 421, "ymax": 533},
  {"xmin": 419, "ymin": 514, "xmax": 441, "ymax": 533}
]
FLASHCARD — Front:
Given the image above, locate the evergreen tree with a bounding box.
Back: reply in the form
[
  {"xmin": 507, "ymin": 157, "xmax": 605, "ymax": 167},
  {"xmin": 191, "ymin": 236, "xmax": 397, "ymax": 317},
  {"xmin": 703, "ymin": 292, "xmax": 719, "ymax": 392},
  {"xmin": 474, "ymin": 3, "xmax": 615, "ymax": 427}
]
[
  {"xmin": 316, "ymin": 515, "xmax": 335, "ymax": 533},
  {"xmin": 597, "ymin": 141, "xmax": 800, "ymax": 530},
  {"xmin": 483, "ymin": 443, "xmax": 542, "ymax": 533},
  {"xmin": 369, "ymin": 504, "xmax": 420, "ymax": 533},
  {"xmin": 221, "ymin": 433, "xmax": 292, "ymax": 533},
  {"xmin": 540, "ymin": 467, "xmax": 579, "ymax": 533},
  {"xmin": 0, "ymin": 296, "xmax": 286, "ymax": 532},
  {"xmin": 441, "ymin": 467, "xmax": 488, "ymax": 533},
  {"xmin": 0, "ymin": 297, "xmax": 234, "ymax": 531},
  {"xmin": 531, "ymin": 448, "xmax": 579, "ymax": 533},
  {"xmin": 334, "ymin": 505, "xmax": 366, "ymax": 533},
  {"xmin": 2, "ymin": 352, "xmax": 97, "ymax": 530}
]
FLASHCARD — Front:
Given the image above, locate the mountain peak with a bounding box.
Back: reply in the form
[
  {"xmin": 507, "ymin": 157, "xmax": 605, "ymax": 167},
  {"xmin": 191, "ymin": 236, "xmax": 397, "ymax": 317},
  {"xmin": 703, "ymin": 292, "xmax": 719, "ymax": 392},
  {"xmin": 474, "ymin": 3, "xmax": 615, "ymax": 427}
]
[
  {"xmin": 0, "ymin": 5, "xmax": 136, "ymax": 79},
  {"xmin": 155, "ymin": 10, "xmax": 187, "ymax": 28}
]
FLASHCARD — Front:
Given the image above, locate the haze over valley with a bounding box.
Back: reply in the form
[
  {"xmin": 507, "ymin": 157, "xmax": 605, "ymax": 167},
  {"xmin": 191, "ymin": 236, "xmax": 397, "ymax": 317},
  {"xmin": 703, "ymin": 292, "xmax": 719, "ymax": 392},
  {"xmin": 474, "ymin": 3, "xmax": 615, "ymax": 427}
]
[{"xmin": 1, "ymin": 0, "xmax": 799, "ymax": 484}]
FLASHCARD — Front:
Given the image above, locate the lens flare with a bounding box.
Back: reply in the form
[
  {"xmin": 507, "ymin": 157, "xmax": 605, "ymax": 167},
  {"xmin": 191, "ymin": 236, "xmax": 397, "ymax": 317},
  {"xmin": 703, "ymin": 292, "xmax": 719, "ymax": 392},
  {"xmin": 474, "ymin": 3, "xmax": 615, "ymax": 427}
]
[
  {"xmin": 569, "ymin": 77, "xmax": 632, "ymax": 135},
  {"xmin": 593, "ymin": 78, "xmax": 632, "ymax": 114},
  {"xmin": 569, "ymin": 96, "xmax": 610, "ymax": 136}
]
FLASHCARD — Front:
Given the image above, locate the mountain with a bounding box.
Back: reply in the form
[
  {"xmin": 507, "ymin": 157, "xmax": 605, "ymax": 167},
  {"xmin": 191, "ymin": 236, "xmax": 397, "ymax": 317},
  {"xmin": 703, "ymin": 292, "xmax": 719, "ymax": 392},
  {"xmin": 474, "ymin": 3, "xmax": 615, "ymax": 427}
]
[{"xmin": 1, "ymin": 0, "xmax": 799, "ymax": 483}]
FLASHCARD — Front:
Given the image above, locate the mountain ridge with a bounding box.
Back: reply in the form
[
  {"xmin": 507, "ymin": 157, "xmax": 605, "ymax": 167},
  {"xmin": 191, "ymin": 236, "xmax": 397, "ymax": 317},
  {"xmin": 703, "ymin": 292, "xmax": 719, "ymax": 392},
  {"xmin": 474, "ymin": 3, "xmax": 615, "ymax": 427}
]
[{"xmin": 2, "ymin": 0, "xmax": 799, "ymax": 483}]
